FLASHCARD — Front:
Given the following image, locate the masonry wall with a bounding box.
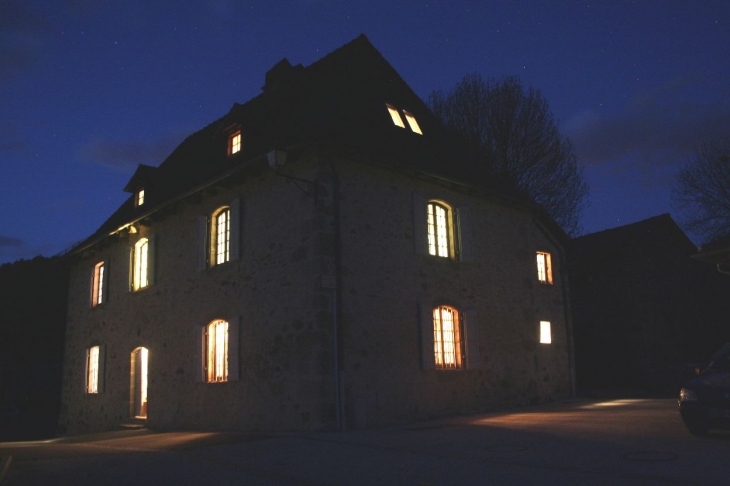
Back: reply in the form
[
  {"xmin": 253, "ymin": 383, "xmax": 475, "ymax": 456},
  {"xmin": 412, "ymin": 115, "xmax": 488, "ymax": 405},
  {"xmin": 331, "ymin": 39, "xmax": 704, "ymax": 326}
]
[
  {"xmin": 59, "ymin": 153, "xmax": 573, "ymax": 435},
  {"xmin": 59, "ymin": 156, "xmax": 338, "ymax": 435},
  {"xmin": 334, "ymin": 159, "xmax": 573, "ymax": 428}
]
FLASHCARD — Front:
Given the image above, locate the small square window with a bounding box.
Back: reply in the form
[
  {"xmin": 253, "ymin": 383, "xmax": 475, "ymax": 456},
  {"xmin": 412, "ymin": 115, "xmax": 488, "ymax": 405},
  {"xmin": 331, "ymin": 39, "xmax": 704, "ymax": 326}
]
[
  {"xmin": 536, "ymin": 251, "xmax": 553, "ymax": 284},
  {"xmin": 386, "ymin": 104, "xmax": 405, "ymax": 128},
  {"xmin": 403, "ymin": 111, "xmax": 422, "ymax": 135},
  {"xmin": 540, "ymin": 321, "xmax": 552, "ymax": 344},
  {"xmin": 229, "ymin": 131, "xmax": 242, "ymax": 155},
  {"xmin": 136, "ymin": 189, "xmax": 145, "ymax": 207}
]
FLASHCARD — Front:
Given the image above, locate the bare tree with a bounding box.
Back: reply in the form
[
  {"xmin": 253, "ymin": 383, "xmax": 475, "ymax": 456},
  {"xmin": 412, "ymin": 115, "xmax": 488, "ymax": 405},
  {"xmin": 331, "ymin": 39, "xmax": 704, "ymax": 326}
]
[
  {"xmin": 429, "ymin": 74, "xmax": 588, "ymax": 236},
  {"xmin": 671, "ymin": 139, "xmax": 730, "ymax": 244}
]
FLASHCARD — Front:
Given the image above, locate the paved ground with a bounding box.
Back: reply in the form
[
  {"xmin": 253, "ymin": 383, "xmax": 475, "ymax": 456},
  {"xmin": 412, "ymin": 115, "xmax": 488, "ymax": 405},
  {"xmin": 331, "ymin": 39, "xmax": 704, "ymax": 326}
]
[{"xmin": 1, "ymin": 398, "xmax": 729, "ymax": 485}]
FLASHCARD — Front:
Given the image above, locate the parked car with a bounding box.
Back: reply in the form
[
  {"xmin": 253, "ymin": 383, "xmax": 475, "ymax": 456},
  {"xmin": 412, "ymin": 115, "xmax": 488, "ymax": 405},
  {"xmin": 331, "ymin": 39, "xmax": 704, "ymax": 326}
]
[{"xmin": 678, "ymin": 343, "xmax": 730, "ymax": 436}]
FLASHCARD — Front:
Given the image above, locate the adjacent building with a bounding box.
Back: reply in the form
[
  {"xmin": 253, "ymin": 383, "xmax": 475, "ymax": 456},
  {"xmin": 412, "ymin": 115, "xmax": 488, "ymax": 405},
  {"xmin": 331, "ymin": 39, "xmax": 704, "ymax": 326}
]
[
  {"xmin": 569, "ymin": 214, "xmax": 730, "ymax": 394},
  {"xmin": 59, "ymin": 35, "xmax": 574, "ymax": 434}
]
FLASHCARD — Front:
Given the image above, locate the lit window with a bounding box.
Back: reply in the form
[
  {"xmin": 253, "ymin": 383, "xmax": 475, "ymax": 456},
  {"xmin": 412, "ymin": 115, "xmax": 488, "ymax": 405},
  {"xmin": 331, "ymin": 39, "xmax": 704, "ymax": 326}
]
[
  {"xmin": 207, "ymin": 319, "xmax": 229, "ymax": 382},
  {"xmin": 91, "ymin": 261, "xmax": 105, "ymax": 307},
  {"xmin": 540, "ymin": 321, "xmax": 552, "ymax": 344},
  {"xmin": 229, "ymin": 131, "xmax": 242, "ymax": 155},
  {"xmin": 86, "ymin": 345, "xmax": 100, "ymax": 393},
  {"xmin": 433, "ymin": 306, "xmax": 462, "ymax": 369},
  {"xmin": 211, "ymin": 207, "xmax": 230, "ymax": 265},
  {"xmin": 427, "ymin": 201, "xmax": 451, "ymax": 258},
  {"xmin": 133, "ymin": 238, "xmax": 149, "ymax": 291},
  {"xmin": 403, "ymin": 111, "xmax": 423, "ymax": 134},
  {"xmin": 536, "ymin": 251, "xmax": 553, "ymax": 284},
  {"xmin": 136, "ymin": 189, "xmax": 145, "ymax": 207},
  {"xmin": 387, "ymin": 104, "xmax": 405, "ymax": 128}
]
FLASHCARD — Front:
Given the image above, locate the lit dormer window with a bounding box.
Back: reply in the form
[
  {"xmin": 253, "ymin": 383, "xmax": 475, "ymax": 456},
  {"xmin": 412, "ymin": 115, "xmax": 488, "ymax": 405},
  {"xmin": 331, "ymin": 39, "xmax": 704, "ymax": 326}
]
[
  {"xmin": 136, "ymin": 189, "xmax": 145, "ymax": 207},
  {"xmin": 403, "ymin": 111, "xmax": 423, "ymax": 135},
  {"xmin": 386, "ymin": 104, "xmax": 405, "ymax": 128},
  {"xmin": 229, "ymin": 131, "xmax": 242, "ymax": 156}
]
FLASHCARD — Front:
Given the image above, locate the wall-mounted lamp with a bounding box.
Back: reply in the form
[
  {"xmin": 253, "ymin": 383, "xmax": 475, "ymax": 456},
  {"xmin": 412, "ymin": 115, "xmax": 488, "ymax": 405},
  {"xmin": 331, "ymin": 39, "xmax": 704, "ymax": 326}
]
[{"xmin": 267, "ymin": 149, "xmax": 287, "ymax": 170}]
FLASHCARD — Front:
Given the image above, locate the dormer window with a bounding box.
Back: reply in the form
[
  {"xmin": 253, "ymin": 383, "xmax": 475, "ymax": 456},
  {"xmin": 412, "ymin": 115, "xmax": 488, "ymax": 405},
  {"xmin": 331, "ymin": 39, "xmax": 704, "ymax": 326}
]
[
  {"xmin": 136, "ymin": 189, "xmax": 145, "ymax": 207},
  {"xmin": 386, "ymin": 104, "xmax": 422, "ymax": 134},
  {"xmin": 228, "ymin": 131, "xmax": 242, "ymax": 156},
  {"xmin": 386, "ymin": 104, "xmax": 405, "ymax": 128},
  {"xmin": 403, "ymin": 111, "xmax": 422, "ymax": 135}
]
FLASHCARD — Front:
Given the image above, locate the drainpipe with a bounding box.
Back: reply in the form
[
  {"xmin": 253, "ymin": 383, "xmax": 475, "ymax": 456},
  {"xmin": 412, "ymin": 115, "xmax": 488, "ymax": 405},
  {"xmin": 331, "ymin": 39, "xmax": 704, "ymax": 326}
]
[{"xmin": 328, "ymin": 162, "xmax": 345, "ymax": 430}]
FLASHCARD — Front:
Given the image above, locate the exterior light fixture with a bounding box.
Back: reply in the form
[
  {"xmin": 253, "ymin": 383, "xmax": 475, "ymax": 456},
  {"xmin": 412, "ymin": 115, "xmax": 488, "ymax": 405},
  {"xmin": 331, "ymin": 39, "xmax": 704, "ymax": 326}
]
[{"xmin": 267, "ymin": 149, "xmax": 287, "ymax": 169}]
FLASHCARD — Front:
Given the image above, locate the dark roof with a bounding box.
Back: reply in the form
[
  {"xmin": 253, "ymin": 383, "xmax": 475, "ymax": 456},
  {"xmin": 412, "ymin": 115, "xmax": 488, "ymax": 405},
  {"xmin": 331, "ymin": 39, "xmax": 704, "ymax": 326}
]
[
  {"xmin": 694, "ymin": 233, "xmax": 730, "ymax": 264},
  {"xmin": 72, "ymin": 34, "xmax": 532, "ymax": 255},
  {"xmin": 568, "ymin": 214, "xmax": 696, "ymax": 260}
]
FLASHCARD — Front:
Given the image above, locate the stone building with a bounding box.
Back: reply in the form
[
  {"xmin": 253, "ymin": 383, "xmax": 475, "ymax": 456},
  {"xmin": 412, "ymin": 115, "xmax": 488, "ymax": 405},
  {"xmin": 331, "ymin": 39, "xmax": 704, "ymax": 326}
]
[{"xmin": 59, "ymin": 35, "xmax": 574, "ymax": 435}]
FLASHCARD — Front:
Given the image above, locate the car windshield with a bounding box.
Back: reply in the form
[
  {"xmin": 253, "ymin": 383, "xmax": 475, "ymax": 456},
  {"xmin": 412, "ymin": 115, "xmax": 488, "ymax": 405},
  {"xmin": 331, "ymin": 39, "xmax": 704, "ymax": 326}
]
[{"xmin": 706, "ymin": 343, "xmax": 730, "ymax": 371}]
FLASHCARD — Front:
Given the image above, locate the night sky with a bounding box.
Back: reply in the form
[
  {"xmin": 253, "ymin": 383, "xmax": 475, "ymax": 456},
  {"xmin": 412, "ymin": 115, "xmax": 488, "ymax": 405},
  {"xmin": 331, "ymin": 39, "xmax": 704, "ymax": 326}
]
[{"xmin": 1, "ymin": 1, "xmax": 728, "ymax": 264}]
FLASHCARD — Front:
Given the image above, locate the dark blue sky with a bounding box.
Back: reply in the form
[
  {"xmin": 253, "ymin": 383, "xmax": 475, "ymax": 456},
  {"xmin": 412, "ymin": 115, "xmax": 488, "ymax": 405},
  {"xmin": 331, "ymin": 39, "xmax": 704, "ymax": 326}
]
[{"xmin": 1, "ymin": 1, "xmax": 729, "ymax": 264}]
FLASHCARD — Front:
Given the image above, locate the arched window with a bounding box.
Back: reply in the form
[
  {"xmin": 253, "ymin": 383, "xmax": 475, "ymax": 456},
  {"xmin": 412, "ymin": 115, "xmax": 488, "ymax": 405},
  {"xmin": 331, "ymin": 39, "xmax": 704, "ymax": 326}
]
[
  {"xmin": 433, "ymin": 306, "xmax": 462, "ymax": 369},
  {"xmin": 86, "ymin": 345, "xmax": 100, "ymax": 393},
  {"xmin": 207, "ymin": 319, "xmax": 229, "ymax": 382},
  {"xmin": 427, "ymin": 201, "xmax": 452, "ymax": 258},
  {"xmin": 91, "ymin": 261, "xmax": 106, "ymax": 306},
  {"xmin": 211, "ymin": 207, "xmax": 231, "ymax": 265},
  {"xmin": 133, "ymin": 238, "xmax": 149, "ymax": 290}
]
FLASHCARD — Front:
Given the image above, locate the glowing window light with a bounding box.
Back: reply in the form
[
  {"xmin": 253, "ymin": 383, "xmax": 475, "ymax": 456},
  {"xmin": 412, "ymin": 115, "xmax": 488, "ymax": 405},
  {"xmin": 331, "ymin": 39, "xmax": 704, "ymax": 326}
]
[
  {"xmin": 403, "ymin": 111, "xmax": 423, "ymax": 134},
  {"xmin": 207, "ymin": 320, "xmax": 229, "ymax": 382},
  {"xmin": 139, "ymin": 347, "xmax": 148, "ymax": 418},
  {"xmin": 212, "ymin": 208, "xmax": 230, "ymax": 265},
  {"xmin": 386, "ymin": 104, "xmax": 405, "ymax": 128},
  {"xmin": 137, "ymin": 189, "xmax": 145, "ymax": 206},
  {"xmin": 229, "ymin": 131, "xmax": 241, "ymax": 155},
  {"xmin": 92, "ymin": 261, "xmax": 104, "ymax": 306},
  {"xmin": 427, "ymin": 202, "xmax": 450, "ymax": 258},
  {"xmin": 540, "ymin": 321, "xmax": 552, "ymax": 344},
  {"xmin": 536, "ymin": 251, "xmax": 553, "ymax": 284},
  {"xmin": 87, "ymin": 345, "xmax": 100, "ymax": 393},
  {"xmin": 433, "ymin": 306, "xmax": 462, "ymax": 369},
  {"xmin": 133, "ymin": 238, "xmax": 149, "ymax": 290}
]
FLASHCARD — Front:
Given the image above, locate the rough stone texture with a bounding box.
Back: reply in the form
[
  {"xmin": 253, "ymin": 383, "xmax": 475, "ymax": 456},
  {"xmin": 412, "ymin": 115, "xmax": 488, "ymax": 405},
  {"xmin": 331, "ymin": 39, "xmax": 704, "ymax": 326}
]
[
  {"xmin": 334, "ymin": 159, "xmax": 572, "ymax": 428},
  {"xmin": 59, "ymin": 155, "xmax": 573, "ymax": 435}
]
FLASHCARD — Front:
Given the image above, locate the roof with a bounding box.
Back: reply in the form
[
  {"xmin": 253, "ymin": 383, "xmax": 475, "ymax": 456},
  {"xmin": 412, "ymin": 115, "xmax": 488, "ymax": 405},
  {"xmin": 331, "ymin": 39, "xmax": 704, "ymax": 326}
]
[
  {"xmin": 71, "ymin": 34, "xmax": 533, "ymax": 256},
  {"xmin": 694, "ymin": 233, "xmax": 730, "ymax": 265},
  {"xmin": 568, "ymin": 214, "xmax": 696, "ymax": 261}
]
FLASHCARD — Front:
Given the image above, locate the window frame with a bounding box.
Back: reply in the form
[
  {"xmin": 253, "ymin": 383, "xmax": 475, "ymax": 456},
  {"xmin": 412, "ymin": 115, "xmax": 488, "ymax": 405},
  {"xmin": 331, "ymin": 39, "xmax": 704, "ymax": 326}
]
[
  {"xmin": 130, "ymin": 236, "xmax": 155, "ymax": 291},
  {"xmin": 536, "ymin": 251, "xmax": 553, "ymax": 284},
  {"xmin": 427, "ymin": 201, "xmax": 453, "ymax": 259},
  {"xmin": 211, "ymin": 207, "xmax": 231, "ymax": 266},
  {"xmin": 432, "ymin": 305, "xmax": 463, "ymax": 370},
  {"xmin": 198, "ymin": 199, "xmax": 241, "ymax": 270},
  {"xmin": 413, "ymin": 193, "xmax": 473, "ymax": 262},
  {"xmin": 403, "ymin": 110, "xmax": 423, "ymax": 134},
  {"xmin": 228, "ymin": 130, "xmax": 242, "ymax": 156},
  {"xmin": 91, "ymin": 260, "xmax": 107, "ymax": 307},
  {"xmin": 386, "ymin": 104, "xmax": 405, "ymax": 128},
  {"xmin": 136, "ymin": 188, "xmax": 145, "ymax": 207},
  {"xmin": 85, "ymin": 344, "xmax": 105, "ymax": 394},
  {"xmin": 540, "ymin": 320, "xmax": 552, "ymax": 344},
  {"xmin": 420, "ymin": 304, "xmax": 479, "ymax": 370},
  {"xmin": 194, "ymin": 317, "xmax": 240, "ymax": 383},
  {"xmin": 206, "ymin": 319, "xmax": 229, "ymax": 383}
]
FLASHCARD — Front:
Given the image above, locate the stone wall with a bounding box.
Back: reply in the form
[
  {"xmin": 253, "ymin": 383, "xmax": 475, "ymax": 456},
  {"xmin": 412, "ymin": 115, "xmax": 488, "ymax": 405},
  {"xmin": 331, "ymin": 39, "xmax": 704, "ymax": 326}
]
[
  {"xmin": 334, "ymin": 159, "xmax": 573, "ymax": 428},
  {"xmin": 59, "ymin": 156, "xmax": 337, "ymax": 435},
  {"xmin": 59, "ymin": 153, "xmax": 573, "ymax": 435}
]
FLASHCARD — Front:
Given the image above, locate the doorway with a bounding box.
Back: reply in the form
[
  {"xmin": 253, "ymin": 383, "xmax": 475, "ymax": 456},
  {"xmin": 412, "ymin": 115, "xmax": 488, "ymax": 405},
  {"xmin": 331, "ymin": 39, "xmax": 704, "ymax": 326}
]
[{"xmin": 130, "ymin": 347, "xmax": 149, "ymax": 419}]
